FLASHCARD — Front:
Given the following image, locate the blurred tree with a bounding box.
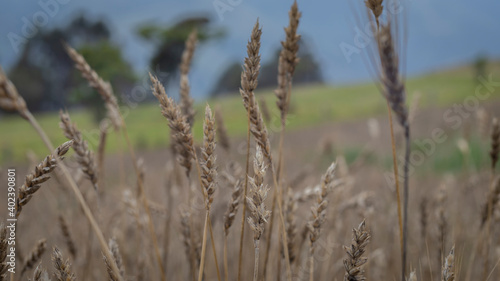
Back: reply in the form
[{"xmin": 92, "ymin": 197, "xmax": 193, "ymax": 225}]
[
  {"xmin": 137, "ymin": 16, "xmax": 224, "ymax": 85},
  {"xmin": 6, "ymin": 14, "xmax": 136, "ymax": 122},
  {"xmin": 211, "ymin": 39, "xmax": 323, "ymax": 97}
]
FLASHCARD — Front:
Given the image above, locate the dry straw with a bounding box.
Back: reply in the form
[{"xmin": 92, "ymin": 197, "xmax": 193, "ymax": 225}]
[
  {"xmin": 59, "ymin": 110, "xmax": 99, "ymax": 190},
  {"xmin": 104, "ymin": 238, "xmax": 125, "ymax": 281},
  {"xmin": 0, "ymin": 66, "xmax": 28, "ymax": 119},
  {"xmin": 343, "ymin": 220, "xmax": 371, "ymax": 281},
  {"xmin": 16, "ymin": 140, "xmax": 73, "ymax": 218}
]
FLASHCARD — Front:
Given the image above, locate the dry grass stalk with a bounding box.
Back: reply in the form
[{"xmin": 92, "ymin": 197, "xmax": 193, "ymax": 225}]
[
  {"xmin": 240, "ymin": 21, "xmax": 271, "ymax": 160},
  {"xmin": 21, "ymin": 239, "xmax": 47, "ymax": 277},
  {"xmin": 150, "ymin": 74, "xmax": 194, "ymax": 176},
  {"xmin": 16, "ymin": 140, "xmax": 73, "ymax": 218},
  {"xmin": 64, "ymin": 44, "xmax": 122, "ymax": 130},
  {"xmin": 224, "ymin": 179, "xmax": 243, "ymax": 281},
  {"xmin": 52, "ymin": 247, "xmax": 76, "ymax": 281},
  {"xmin": 97, "ymin": 120, "xmax": 109, "ymax": 179},
  {"xmin": 285, "ymin": 189, "xmax": 298, "ymax": 265},
  {"xmin": 408, "ymin": 271, "xmax": 417, "ymax": 281},
  {"xmin": 58, "ymin": 216, "xmax": 77, "ymax": 259},
  {"xmin": 0, "ymin": 66, "xmax": 28, "ymax": 119},
  {"xmin": 275, "ymin": 0, "xmax": 301, "ymax": 122},
  {"xmin": 442, "ymin": 246, "xmax": 455, "ymax": 281},
  {"xmin": 490, "ymin": 118, "xmax": 499, "ymax": 170},
  {"xmin": 420, "ymin": 198, "xmax": 428, "ymax": 244},
  {"xmin": 307, "ymin": 163, "xmax": 336, "ymax": 281},
  {"xmin": 343, "ymin": 220, "xmax": 371, "ymax": 281},
  {"xmin": 376, "ymin": 22, "xmax": 410, "ymax": 281},
  {"xmin": 198, "ymin": 104, "xmax": 219, "ymax": 281},
  {"xmin": 246, "ymin": 146, "xmax": 271, "ymax": 281},
  {"xmin": 181, "ymin": 210, "xmax": 198, "ymax": 281},
  {"xmin": 436, "ymin": 183, "xmax": 448, "ymax": 266},
  {"xmin": 179, "ymin": 29, "xmax": 198, "ymax": 127},
  {"xmin": 201, "ymin": 104, "xmax": 217, "ymax": 209},
  {"xmin": 104, "ymin": 239, "xmax": 125, "ymax": 281},
  {"xmin": 215, "ymin": 106, "xmax": 231, "ymax": 152},
  {"xmin": 365, "ymin": 0, "xmax": 383, "ymax": 28},
  {"xmin": 59, "ymin": 110, "xmax": 98, "ymax": 190}
]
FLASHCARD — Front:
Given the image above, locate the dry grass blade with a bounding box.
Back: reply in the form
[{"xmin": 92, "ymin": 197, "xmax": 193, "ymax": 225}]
[
  {"xmin": 16, "ymin": 140, "xmax": 73, "ymax": 218},
  {"xmin": 21, "ymin": 239, "xmax": 47, "ymax": 277},
  {"xmin": 215, "ymin": 106, "xmax": 231, "ymax": 152},
  {"xmin": 150, "ymin": 74, "xmax": 194, "ymax": 176},
  {"xmin": 58, "ymin": 216, "xmax": 77, "ymax": 259},
  {"xmin": 0, "ymin": 66, "xmax": 28, "ymax": 119},
  {"xmin": 180, "ymin": 29, "xmax": 198, "ymax": 126},
  {"xmin": 52, "ymin": 247, "xmax": 76, "ymax": 281},
  {"xmin": 442, "ymin": 246, "xmax": 455, "ymax": 281},
  {"xmin": 64, "ymin": 44, "xmax": 122, "ymax": 130},
  {"xmin": 59, "ymin": 110, "xmax": 98, "ymax": 190},
  {"xmin": 490, "ymin": 118, "xmax": 499, "ymax": 170},
  {"xmin": 343, "ymin": 220, "xmax": 371, "ymax": 281}
]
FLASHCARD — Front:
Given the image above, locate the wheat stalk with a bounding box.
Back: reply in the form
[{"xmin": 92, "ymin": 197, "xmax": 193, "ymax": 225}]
[
  {"xmin": 223, "ymin": 179, "xmax": 242, "ymax": 281},
  {"xmin": 376, "ymin": 22, "xmax": 410, "ymax": 281},
  {"xmin": 150, "ymin": 74, "xmax": 194, "ymax": 176},
  {"xmin": 20, "ymin": 239, "xmax": 47, "ymax": 277},
  {"xmin": 246, "ymin": 146, "xmax": 271, "ymax": 281},
  {"xmin": 16, "ymin": 141, "xmax": 73, "ymax": 218},
  {"xmin": 58, "ymin": 216, "xmax": 77, "ymax": 259},
  {"xmin": 52, "ymin": 247, "xmax": 76, "ymax": 281},
  {"xmin": 490, "ymin": 118, "xmax": 499, "ymax": 171},
  {"xmin": 0, "ymin": 66, "xmax": 28, "ymax": 119},
  {"xmin": 442, "ymin": 246, "xmax": 455, "ymax": 281},
  {"xmin": 104, "ymin": 239, "xmax": 125, "ymax": 281},
  {"xmin": 179, "ymin": 29, "xmax": 198, "ymax": 127},
  {"xmin": 29, "ymin": 264, "xmax": 45, "ymax": 281},
  {"xmin": 215, "ymin": 106, "xmax": 231, "ymax": 152},
  {"xmin": 307, "ymin": 163, "xmax": 336, "ymax": 281},
  {"xmin": 59, "ymin": 110, "xmax": 98, "ymax": 190},
  {"xmin": 64, "ymin": 44, "xmax": 122, "ymax": 130},
  {"xmin": 365, "ymin": 0, "xmax": 383, "ymax": 28},
  {"xmin": 1, "ymin": 61, "xmax": 123, "ymax": 281},
  {"xmin": 198, "ymin": 104, "xmax": 219, "ymax": 281},
  {"xmin": 343, "ymin": 220, "xmax": 371, "ymax": 281}
]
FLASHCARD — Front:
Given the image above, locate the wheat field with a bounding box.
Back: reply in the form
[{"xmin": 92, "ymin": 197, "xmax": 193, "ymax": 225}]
[{"xmin": 0, "ymin": 1, "xmax": 500, "ymax": 281}]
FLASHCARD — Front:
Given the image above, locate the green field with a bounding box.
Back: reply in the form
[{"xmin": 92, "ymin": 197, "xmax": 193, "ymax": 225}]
[{"xmin": 1, "ymin": 62, "xmax": 499, "ymax": 164}]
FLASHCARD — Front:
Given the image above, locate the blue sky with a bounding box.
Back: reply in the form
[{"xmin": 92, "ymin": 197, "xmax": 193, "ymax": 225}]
[{"xmin": 1, "ymin": 0, "xmax": 499, "ymax": 99}]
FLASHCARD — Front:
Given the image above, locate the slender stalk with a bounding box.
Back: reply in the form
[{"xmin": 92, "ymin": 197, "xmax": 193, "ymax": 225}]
[
  {"xmin": 402, "ymin": 124, "xmax": 410, "ymax": 281},
  {"xmin": 253, "ymin": 240, "xmax": 260, "ymax": 281},
  {"xmin": 387, "ymin": 101, "xmax": 404, "ymax": 258},
  {"xmin": 309, "ymin": 248, "xmax": 314, "ymax": 281},
  {"xmin": 237, "ymin": 117, "xmax": 252, "ymax": 281},
  {"xmin": 224, "ymin": 235, "xmax": 229, "ymax": 281},
  {"xmin": 24, "ymin": 111, "xmax": 123, "ymax": 281},
  {"xmin": 208, "ymin": 215, "xmax": 222, "ymax": 281},
  {"xmin": 198, "ymin": 212, "xmax": 209, "ymax": 281}
]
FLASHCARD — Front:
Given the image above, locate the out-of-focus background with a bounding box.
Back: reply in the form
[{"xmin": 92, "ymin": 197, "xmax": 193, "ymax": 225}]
[{"xmin": 1, "ymin": 0, "xmax": 500, "ymax": 166}]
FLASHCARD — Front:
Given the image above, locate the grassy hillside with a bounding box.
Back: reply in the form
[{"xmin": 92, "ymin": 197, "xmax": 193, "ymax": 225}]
[{"xmin": 1, "ymin": 62, "xmax": 499, "ymax": 163}]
